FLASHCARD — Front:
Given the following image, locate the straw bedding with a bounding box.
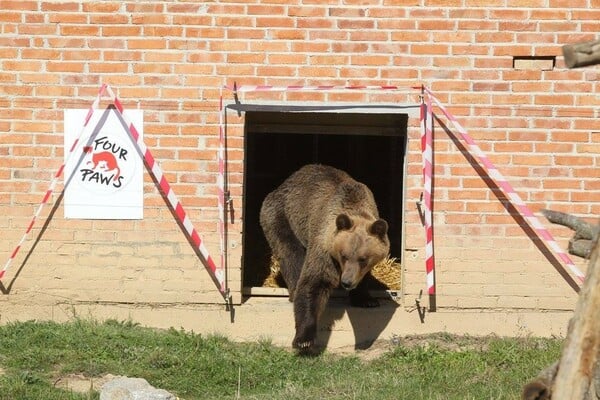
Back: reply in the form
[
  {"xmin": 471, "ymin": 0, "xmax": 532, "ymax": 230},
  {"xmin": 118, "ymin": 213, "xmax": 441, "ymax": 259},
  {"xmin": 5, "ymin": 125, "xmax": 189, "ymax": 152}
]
[{"xmin": 262, "ymin": 256, "xmax": 401, "ymax": 290}]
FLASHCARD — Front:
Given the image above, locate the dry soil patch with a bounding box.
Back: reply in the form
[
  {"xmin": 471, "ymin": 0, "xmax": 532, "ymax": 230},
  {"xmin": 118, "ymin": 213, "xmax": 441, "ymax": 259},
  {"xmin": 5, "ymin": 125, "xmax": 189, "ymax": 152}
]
[{"xmin": 54, "ymin": 373, "xmax": 117, "ymax": 394}]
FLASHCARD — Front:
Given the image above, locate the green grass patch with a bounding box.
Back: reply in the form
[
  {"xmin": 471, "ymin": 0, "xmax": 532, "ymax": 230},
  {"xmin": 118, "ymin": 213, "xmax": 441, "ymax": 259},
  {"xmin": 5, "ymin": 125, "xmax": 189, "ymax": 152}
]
[{"xmin": 0, "ymin": 319, "xmax": 562, "ymax": 400}]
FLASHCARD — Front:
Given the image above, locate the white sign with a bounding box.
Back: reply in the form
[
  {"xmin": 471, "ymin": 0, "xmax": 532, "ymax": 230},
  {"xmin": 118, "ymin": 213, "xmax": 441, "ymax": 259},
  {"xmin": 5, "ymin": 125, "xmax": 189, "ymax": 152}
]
[{"xmin": 64, "ymin": 108, "xmax": 144, "ymax": 219}]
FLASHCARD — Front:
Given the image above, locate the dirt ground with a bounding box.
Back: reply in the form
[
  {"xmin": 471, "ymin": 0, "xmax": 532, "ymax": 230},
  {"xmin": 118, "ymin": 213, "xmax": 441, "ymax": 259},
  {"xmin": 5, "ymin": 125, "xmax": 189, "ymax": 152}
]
[{"xmin": 54, "ymin": 373, "xmax": 116, "ymax": 395}]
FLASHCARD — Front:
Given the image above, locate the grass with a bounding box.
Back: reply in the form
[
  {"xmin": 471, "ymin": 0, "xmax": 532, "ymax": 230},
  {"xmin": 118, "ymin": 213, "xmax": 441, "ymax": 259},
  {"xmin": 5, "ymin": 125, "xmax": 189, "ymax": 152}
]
[{"xmin": 0, "ymin": 319, "xmax": 562, "ymax": 400}]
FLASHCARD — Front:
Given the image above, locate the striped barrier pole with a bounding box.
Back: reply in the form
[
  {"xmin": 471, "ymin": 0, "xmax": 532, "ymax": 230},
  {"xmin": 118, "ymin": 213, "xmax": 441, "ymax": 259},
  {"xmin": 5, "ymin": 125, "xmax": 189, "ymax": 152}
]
[
  {"xmin": 1, "ymin": 84, "xmax": 108, "ymax": 280},
  {"xmin": 217, "ymin": 87, "xmax": 227, "ymax": 295},
  {"xmin": 424, "ymin": 87, "xmax": 585, "ymax": 284},
  {"xmin": 420, "ymin": 88, "xmax": 436, "ymax": 301},
  {"xmin": 104, "ymin": 85, "xmax": 228, "ymax": 299}
]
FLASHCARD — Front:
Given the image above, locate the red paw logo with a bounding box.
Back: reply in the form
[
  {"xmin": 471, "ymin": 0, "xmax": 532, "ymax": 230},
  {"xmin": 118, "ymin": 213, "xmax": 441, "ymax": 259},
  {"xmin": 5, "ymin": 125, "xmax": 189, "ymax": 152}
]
[{"xmin": 78, "ymin": 136, "xmax": 135, "ymax": 193}]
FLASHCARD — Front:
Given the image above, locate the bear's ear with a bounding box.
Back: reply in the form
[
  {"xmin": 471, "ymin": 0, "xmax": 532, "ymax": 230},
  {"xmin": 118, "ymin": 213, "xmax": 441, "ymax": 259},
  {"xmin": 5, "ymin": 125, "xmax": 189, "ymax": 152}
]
[
  {"xmin": 335, "ymin": 213, "xmax": 353, "ymax": 231},
  {"xmin": 369, "ymin": 219, "xmax": 388, "ymax": 239}
]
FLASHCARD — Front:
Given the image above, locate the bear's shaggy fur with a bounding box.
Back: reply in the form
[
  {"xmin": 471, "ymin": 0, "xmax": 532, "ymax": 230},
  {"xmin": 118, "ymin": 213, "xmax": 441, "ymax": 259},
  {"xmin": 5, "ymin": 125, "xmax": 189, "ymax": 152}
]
[{"xmin": 260, "ymin": 164, "xmax": 390, "ymax": 351}]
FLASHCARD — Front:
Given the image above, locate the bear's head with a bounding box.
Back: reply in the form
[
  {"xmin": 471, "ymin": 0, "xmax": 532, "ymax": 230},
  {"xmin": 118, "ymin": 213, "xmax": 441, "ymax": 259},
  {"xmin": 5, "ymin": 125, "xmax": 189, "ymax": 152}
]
[{"xmin": 330, "ymin": 213, "xmax": 390, "ymax": 291}]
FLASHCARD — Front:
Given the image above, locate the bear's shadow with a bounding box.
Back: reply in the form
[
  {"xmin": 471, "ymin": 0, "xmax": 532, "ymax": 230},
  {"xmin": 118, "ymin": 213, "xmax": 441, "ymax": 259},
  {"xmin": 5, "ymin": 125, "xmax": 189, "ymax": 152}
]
[{"xmin": 308, "ymin": 292, "xmax": 400, "ymax": 355}]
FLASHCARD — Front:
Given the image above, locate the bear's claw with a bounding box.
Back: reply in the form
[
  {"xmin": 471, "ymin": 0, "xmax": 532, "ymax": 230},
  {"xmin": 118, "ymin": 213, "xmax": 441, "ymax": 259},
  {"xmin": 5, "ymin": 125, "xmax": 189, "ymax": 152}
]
[
  {"xmin": 296, "ymin": 340, "xmax": 312, "ymax": 349},
  {"xmin": 293, "ymin": 338, "xmax": 323, "ymax": 356}
]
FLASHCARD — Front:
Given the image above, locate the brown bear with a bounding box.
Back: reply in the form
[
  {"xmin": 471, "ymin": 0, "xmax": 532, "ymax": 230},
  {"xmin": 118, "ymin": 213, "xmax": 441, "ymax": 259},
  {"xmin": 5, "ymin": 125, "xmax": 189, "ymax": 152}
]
[{"xmin": 259, "ymin": 164, "xmax": 390, "ymax": 351}]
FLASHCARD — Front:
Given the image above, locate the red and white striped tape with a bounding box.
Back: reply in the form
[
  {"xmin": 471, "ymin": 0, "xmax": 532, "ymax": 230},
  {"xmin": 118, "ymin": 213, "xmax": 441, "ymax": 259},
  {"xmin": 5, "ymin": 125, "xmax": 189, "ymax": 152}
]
[
  {"xmin": 420, "ymin": 90, "xmax": 436, "ymax": 296},
  {"xmin": 1, "ymin": 84, "xmax": 108, "ymax": 280},
  {"xmin": 424, "ymin": 87, "xmax": 585, "ymax": 284},
  {"xmin": 227, "ymin": 84, "xmax": 413, "ymax": 93},
  {"xmin": 104, "ymin": 85, "xmax": 228, "ymax": 297}
]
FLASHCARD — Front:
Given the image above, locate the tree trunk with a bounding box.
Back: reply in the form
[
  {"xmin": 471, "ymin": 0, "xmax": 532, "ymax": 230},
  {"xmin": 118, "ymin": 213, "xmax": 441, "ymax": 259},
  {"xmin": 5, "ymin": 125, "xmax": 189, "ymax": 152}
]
[
  {"xmin": 523, "ymin": 232, "xmax": 600, "ymax": 399},
  {"xmin": 562, "ymin": 38, "xmax": 600, "ymax": 69},
  {"xmin": 550, "ymin": 235, "xmax": 600, "ymax": 398}
]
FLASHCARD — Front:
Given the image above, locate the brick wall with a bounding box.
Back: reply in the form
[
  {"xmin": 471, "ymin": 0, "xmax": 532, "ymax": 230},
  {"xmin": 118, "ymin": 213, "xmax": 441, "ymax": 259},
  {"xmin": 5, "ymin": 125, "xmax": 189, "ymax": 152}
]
[{"xmin": 1, "ymin": 1, "xmax": 598, "ymax": 314}]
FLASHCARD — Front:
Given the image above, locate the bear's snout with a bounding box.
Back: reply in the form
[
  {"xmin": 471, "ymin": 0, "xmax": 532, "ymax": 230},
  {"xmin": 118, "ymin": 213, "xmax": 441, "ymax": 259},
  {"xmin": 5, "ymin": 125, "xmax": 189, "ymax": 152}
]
[
  {"xmin": 340, "ymin": 279, "xmax": 356, "ymax": 291},
  {"xmin": 340, "ymin": 266, "xmax": 360, "ymax": 290}
]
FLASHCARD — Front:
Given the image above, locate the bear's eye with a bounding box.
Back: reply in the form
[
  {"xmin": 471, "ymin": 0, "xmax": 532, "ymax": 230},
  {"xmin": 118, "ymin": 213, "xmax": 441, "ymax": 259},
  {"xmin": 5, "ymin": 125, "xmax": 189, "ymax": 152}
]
[{"xmin": 358, "ymin": 257, "xmax": 367, "ymax": 266}]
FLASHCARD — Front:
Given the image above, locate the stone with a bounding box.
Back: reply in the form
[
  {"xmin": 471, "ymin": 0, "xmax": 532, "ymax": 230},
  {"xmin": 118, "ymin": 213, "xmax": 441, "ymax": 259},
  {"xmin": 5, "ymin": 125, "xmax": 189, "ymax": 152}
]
[{"xmin": 100, "ymin": 376, "xmax": 176, "ymax": 400}]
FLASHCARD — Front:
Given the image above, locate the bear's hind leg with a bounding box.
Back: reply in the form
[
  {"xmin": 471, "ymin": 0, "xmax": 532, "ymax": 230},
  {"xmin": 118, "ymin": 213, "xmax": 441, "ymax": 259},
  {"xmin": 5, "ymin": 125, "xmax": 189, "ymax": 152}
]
[
  {"xmin": 271, "ymin": 229, "xmax": 304, "ymax": 301},
  {"xmin": 260, "ymin": 199, "xmax": 305, "ymax": 301}
]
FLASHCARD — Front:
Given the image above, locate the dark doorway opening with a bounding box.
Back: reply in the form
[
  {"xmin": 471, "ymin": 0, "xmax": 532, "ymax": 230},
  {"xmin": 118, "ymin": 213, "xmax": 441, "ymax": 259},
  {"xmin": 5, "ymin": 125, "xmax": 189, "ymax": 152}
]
[{"xmin": 242, "ymin": 111, "xmax": 408, "ymax": 294}]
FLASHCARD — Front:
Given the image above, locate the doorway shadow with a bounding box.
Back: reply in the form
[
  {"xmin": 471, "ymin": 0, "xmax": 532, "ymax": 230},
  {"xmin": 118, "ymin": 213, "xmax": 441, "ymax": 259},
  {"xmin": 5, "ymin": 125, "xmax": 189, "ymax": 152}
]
[{"xmin": 306, "ymin": 292, "xmax": 400, "ymax": 355}]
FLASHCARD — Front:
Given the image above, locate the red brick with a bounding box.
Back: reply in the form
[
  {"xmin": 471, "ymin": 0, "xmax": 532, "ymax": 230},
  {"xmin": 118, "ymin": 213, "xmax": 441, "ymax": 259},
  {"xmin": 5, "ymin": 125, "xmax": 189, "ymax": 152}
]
[
  {"xmin": 1, "ymin": 0, "xmax": 37, "ymax": 10},
  {"xmin": 492, "ymin": 94, "xmax": 532, "ymax": 105},
  {"xmin": 573, "ymin": 10, "xmax": 600, "ymax": 21},
  {"xmin": 60, "ymin": 25, "xmax": 100, "ymax": 36},
  {"xmin": 458, "ymin": 20, "xmax": 497, "ymax": 30},
  {"xmin": 530, "ymin": 9, "xmax": 568, "ymax": 19},
  {"xmin": 247, "ymin": 5, "xmax": 285, "ymax": 15},
  {"xmin": 127, "ymin": 39, "xmax": 166, "ymax": 50},
  {"xmin": 228, "ymin": 28, "xmax": 266, "ymax": 40},
  {"xmin": 185, "ymin": 27, "xmax": 222, "ymax": 38},
  {"xmin": 535, "ymin": 143, "xmax": 574, "ymax": 153},
  {"xmin": 227, "ymin": 53, "xmax": 266, "ymax": 64},
  {"xmin": 411, "ymin": 44, "xmax": 450, "ymax": 55},
  {"xmin": 166, "ymin": 3, "xmax": 204, "ymax": 13},
  {"xmin": 256, "ymin": 65, "xmax": 297, "ymax": 77},
  {"xmin": 48, "ymin": 13, "xmax": 87, "ymax": 23},
  {"xmin": 549, "ymin": 0, "xmax": 587, "ymax": 6},
  {"xmin": 512, "ymin": 155, "xmax": 552, "ymax": 166},
  {"xmin": 89, "ymin": 14, "xmax": 129, "ymax": 26},
  {"xmin": 511, "ymin": 82, "xmax": 552, "ymax": 92},
  {"xmin": 256, "ymin": 17, "xmax": 295, "ymax": 28},
  {"xmin": 491, "ymin": 9, "xmax": 528, "ymax": 19},
  {"xmin": 349, "ymin": 31, "xmax": 388, "ymax": 41},
  {"xmin": 132, "ymin": 14, "xmax": 169, "ymax": 24},
  {"xmin": 535, "ymin": 94, "xmax": 574, "ymax": 106},
  {"xmin": 3, "ymin": 60, "xmax": 43, "ymax": 72},
  {"xmin": 572, "ymin": 191, "xmax": 600, "ymax": 203},
  {"xmin": 103, "ymin": 26, "xmax": 142, "ymax": 36},
  {"xmin": 0, "ymin": 11, "xmax": 22, "ymax": 22},
  {"xmin": 329, "ymin": 7, "xmax": 365, "ymax": 17},
  {"xmin": 550, "ymin": 131, "xmax": 590, "ymax": 143},
  {"xmin": 543, "ymin": 179, "xmax": 583, "ymax": 190},
  {"xmin": 46, "ymin": 62, "xmax": 85, "ymax": 73},
  {"xmin": 82, "ymin": 2, "xmax": 121, "ymax": 12},
  {"xmin": 555, "ymin": 156, "xmax": 594, "ymax": 166},
  {"xmin": 34, "ymin": 85, "xmax": 75, "ymax": 97}
]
